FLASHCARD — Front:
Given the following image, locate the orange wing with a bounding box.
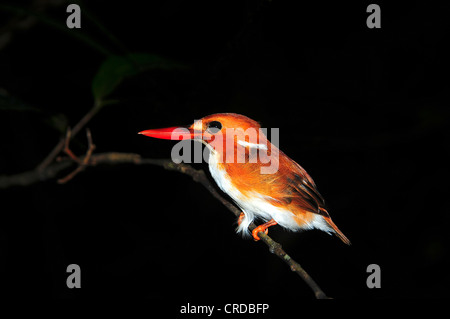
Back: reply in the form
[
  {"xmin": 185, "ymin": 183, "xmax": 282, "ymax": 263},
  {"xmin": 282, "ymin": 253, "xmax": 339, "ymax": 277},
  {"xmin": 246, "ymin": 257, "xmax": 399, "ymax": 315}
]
[{"xmin": 281, "ymin": 161, "xmax": 328, "ymax": 215}]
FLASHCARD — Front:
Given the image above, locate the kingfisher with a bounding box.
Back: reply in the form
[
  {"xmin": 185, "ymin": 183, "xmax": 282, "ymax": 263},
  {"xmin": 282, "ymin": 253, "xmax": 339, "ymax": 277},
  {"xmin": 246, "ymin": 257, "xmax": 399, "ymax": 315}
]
[{"xmin": 139, "ymin": 113, "xmax": 350, "ymax": 244}]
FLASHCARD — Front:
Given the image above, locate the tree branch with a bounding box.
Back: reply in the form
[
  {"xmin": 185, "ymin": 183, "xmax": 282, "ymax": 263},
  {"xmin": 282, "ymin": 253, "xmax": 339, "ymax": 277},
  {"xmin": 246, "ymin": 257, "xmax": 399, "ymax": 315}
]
[{"xmin": 0, "ymin": 151, "xmax": 329, "ymax": 298}]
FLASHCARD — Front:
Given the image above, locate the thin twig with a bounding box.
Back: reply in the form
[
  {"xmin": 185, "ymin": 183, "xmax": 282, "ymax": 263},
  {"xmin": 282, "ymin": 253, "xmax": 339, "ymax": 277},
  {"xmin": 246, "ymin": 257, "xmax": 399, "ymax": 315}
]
[
  {"xmin": 60, "ymin": 127, "xmax": 80, "ymax": 163},
  {"xmin": 37, "ymin": 104, "xmax": 101, "ymax": 171},
  {"xmin": 57, "ymin": 128, "xmax": 96, "ymax": 184}
]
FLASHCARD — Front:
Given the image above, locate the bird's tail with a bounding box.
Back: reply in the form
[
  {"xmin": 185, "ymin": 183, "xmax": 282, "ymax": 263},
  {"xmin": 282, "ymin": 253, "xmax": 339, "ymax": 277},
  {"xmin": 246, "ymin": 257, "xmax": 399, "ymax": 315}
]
[{"xmin": 323, "ymin": 216, "xmax": 351, "ymax": 245}]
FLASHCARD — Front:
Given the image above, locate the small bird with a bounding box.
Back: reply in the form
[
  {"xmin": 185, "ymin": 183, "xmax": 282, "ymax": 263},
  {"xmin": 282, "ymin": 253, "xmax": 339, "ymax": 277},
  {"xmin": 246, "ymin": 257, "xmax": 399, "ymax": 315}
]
[{"xmin": 139, "ymin": 113, "xmax": 350, "ymax": 244}]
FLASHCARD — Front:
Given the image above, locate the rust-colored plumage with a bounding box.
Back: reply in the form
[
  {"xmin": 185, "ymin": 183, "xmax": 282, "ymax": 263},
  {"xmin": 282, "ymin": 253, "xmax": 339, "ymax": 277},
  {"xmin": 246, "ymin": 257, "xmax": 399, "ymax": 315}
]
[{"xmin": 140, "ymin": 113, "xmax": 350, "ymax": 244}]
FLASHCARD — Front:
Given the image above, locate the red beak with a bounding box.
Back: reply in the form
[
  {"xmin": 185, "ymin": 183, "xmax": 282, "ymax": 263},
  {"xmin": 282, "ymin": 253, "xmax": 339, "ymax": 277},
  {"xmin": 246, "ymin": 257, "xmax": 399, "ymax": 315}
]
[{"xmin": 138, "ymin": 126, "xmax": 196, "ymax": 140}]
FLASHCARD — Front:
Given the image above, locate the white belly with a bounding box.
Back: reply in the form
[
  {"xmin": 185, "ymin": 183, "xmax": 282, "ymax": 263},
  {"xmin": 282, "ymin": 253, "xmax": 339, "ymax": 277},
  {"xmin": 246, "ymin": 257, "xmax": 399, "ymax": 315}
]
[{"xmin": 207, "ymin": 152, "xmax": 304, "ymax": 236}]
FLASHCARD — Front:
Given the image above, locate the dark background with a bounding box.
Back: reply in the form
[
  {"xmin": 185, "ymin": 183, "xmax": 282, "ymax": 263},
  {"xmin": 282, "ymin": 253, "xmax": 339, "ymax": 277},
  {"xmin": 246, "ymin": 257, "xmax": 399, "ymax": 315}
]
[{"xmin": 0, "ymin": 0, "xmax": 449, "ymax": 305}]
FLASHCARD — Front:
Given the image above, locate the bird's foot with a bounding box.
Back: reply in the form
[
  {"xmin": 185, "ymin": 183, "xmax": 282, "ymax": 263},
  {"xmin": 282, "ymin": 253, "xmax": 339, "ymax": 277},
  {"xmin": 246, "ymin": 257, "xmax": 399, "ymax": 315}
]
[
  {"xmin": 252, "ymin": 226, "xmax": 269, "ymax": 241},
  {"xmin": 238, "ymin": 212, "xmax": 245, "ymax": 225},
  {"xmin": 251, "ymin": 219, "xmax": 278, "ymax": 241}
]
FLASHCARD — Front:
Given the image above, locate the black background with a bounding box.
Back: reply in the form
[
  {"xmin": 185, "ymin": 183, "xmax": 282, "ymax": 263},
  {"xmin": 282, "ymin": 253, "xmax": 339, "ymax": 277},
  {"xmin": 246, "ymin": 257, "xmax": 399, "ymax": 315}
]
[{"xmin": 0, "ymin": 0, "xmax": 449, "ymax": 306}]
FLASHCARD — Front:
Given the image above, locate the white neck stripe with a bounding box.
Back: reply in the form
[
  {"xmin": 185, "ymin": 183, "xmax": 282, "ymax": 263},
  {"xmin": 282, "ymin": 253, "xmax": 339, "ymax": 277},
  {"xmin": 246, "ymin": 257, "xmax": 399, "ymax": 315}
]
[{"xmin": 237, "ymin": 140, "xmax": 268, "ymax": 150}]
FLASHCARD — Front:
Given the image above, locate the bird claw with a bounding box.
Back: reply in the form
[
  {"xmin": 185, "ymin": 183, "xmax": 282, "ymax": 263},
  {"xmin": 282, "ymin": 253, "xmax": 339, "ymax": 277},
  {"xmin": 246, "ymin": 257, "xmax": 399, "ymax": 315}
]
[
  {"xmin": 240, "ymin": 213, "xmax": 269, "ymax": 240},
  {"xmin": 251, "ymin": 219, "xmax": 278, "ymax": 241},
  {"xmin": 252, "ymin": 226, "xmax": 269, "ymax": 241}
]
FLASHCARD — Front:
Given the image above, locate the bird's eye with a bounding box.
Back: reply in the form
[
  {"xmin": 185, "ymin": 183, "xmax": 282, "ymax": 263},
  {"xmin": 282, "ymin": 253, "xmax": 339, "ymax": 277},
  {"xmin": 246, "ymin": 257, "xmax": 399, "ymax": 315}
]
[{"xmin": 207, "ymin": 121, "xmax": 222, "ymax": 134}]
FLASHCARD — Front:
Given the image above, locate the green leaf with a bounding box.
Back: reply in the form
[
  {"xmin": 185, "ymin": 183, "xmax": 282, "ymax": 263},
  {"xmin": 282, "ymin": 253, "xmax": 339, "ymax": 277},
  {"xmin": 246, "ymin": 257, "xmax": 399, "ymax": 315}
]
[
  {"xmin": 0, "ymin": 92, "xmax": 68, "ymax": 132},
  {"xmin": 44, "ymin": 113, "xmax": 68, "ymax": 134},
  {"xmin": 0, "ymin": 94, "xmax": 42, "ymax": 112},
  {"xmin": 91, "ymin": 53, "xmax": 187, "ymax": 104}
]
